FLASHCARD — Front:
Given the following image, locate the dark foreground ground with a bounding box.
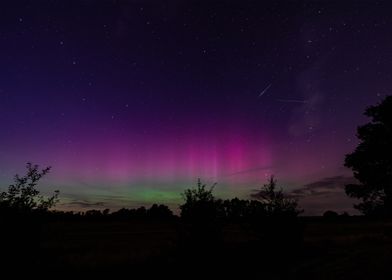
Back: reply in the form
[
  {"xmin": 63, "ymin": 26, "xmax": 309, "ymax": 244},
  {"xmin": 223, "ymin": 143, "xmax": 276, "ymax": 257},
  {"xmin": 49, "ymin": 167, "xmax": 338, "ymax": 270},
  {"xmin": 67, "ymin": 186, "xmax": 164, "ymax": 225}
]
[{"xmin": 3, "ymin": 217, "xmax": 392, "ymax": 278}]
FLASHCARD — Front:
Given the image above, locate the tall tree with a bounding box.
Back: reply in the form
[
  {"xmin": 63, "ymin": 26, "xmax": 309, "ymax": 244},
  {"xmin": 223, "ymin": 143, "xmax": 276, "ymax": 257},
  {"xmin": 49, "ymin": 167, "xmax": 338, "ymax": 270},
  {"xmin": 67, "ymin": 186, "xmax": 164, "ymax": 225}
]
[{"xmin": 345, "ymin": 96, "xmax": 392, "ymax": 216}]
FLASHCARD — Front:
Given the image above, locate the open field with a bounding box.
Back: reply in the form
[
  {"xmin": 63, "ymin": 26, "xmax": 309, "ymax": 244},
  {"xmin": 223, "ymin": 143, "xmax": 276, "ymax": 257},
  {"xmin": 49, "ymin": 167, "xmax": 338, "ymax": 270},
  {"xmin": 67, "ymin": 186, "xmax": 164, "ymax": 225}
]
[{"xmin": 20, "ymin": 218, "xmax": 391, "ymax": 278}]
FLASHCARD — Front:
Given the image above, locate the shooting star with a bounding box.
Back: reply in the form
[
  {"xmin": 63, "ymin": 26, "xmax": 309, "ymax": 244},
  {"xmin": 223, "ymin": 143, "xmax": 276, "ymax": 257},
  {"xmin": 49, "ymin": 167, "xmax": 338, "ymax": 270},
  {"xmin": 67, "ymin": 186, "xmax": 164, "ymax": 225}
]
[
  {"xmin": 276, "ymin": 99, "xmax": 308, "ymax": 104},
  {"xmin": 258, "ymin": 83, "xmax": 272, "ymax": 98}
]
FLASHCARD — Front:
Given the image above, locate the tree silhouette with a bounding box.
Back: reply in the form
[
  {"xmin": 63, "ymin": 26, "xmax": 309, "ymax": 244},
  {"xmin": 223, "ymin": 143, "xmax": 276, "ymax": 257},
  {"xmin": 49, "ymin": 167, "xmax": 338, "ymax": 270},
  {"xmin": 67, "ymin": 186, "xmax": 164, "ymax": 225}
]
[
  {"xmin": 179, "ymin": 178, "xmax": 218, "ymax": 222},
  {"xmin": 0, "ymin": 162, "xmax": 59, "ymax": 214},
  {"xmin": 222, "ymin": 197, "xmax": 252, "ymax": 221},
  {"xmin": 251, "ymin": 176, "xmax": 302, "ymax": 217},
  {"xmin": 345, "ymin": 96, "xmax": 392, "ymax": 216},
  {"xmin": 147, "ymin": 204, "xmax": 173, "ymax": 220},
  {"xmin": 0, "ymin": 163, "xmax": 59, "ymax": 269},
  {"xmin": 250, "ymin": 176, "xmax": 304, "ymax": 266},
  {"xmin": 178, "ymin": 179, "xmax": 223, "ymax": 262}
]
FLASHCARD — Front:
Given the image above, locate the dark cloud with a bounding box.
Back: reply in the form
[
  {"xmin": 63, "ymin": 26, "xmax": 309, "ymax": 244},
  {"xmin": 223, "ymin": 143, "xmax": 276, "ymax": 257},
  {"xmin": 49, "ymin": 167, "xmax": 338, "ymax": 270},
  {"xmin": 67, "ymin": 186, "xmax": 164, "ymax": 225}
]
[
  {"xmin": 60, "ymin": 200, "xmax": 105, "ymax": 209},
  {"xmin": 289, "ymin": 175, "xmax": 357, "ymax": 198},
  {"xmin": 289, "ymin": 176, "xmax": 359, "ymax": 215}
]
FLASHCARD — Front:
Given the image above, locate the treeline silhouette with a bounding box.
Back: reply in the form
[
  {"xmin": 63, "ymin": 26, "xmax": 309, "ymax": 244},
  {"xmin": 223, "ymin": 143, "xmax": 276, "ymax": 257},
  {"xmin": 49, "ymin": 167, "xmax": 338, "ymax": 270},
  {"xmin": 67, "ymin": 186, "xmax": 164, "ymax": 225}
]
[
  {"xmin": 0, "ymin": 163, "xmax": 305, "ymax": 275},
  {"xmin": 45, "ymin": 204, "xmax": 175, "ymax": 221}
]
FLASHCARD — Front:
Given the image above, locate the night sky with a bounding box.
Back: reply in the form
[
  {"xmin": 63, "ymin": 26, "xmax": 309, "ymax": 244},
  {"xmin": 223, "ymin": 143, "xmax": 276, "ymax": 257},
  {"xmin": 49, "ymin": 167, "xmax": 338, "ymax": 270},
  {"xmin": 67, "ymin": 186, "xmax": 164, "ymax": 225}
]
[{"xmin": 0, "ymin": 1, "xmax": 390, "ymax": 214}]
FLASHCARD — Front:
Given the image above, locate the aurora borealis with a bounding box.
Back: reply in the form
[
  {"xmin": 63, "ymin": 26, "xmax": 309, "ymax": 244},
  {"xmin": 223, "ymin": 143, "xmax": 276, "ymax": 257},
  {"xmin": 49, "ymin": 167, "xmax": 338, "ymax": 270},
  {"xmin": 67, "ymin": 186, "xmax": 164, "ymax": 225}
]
[{"xmin": 1, "ymin": 1, "xmax": 391, "ymax": 214}]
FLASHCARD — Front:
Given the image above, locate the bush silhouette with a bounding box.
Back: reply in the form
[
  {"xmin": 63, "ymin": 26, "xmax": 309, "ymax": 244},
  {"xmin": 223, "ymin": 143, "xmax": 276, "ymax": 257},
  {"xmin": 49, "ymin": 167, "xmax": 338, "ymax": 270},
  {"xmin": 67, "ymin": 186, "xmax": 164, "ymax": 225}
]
[
  {"xmin": 0, "ymin": 163, "xmax": 59, "ymax": 269},
  {"xmin": 345, "ymin": 96, "xmax": 392, "ymax": 216},
  {"xmin": 0, "ymin": 162, "xmax": 59, "ymax": 215}
]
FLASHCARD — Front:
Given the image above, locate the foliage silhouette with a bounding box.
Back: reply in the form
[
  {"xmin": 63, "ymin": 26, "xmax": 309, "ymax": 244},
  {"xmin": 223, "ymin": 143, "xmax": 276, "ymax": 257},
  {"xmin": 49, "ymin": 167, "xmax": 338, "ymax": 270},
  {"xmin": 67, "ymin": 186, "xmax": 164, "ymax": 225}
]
[
  {"xmin": 148, "ymin": 203, "xmax": 173, "ymax": 219},
  {"xmin": 251, "ymin": 176, "xmax": 302, "ymax": 217},
  {"xmin": 0, "ymin": 162, "xmax": 59, "ymax": 214},
  {"xmin": 0, "ymin": 166, "xmax": 307, "ymax": 274},
  {"xmin": 345, "ymin": 96, "xmax": 392, "ymax": 216},
  {"xmin": 180, "ymin": 178, "xmax": 219, "ymax": 222},
  {"xmin": 0, "ymin": 162, "xmax": 59, "ymax": 269},
  {"xmin": 178, "ymin": 179, "xmax": 223, "ymax": 263},
  {"xmin": 222, "ymin": 197, "xmax": 256, "ymax": 221},
  {"xmin": 110, "ymin": 204, "xmax": 174, "ymax": 220},
  {"xmin": 179, "ymin": 176, "xmax": 302, "ymax": 222},
  {"xmin": 177, "ymin": 176, "xmax": 304, "ymax": 271}
]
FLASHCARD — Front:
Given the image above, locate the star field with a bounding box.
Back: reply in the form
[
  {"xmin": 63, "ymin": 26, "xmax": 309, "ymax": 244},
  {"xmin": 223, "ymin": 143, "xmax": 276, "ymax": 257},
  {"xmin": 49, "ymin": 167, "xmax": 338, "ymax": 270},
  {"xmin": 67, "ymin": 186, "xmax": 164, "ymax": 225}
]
[{"xmin": 0, "ymin": 1, "xmax": 390, "ymax": 214}]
